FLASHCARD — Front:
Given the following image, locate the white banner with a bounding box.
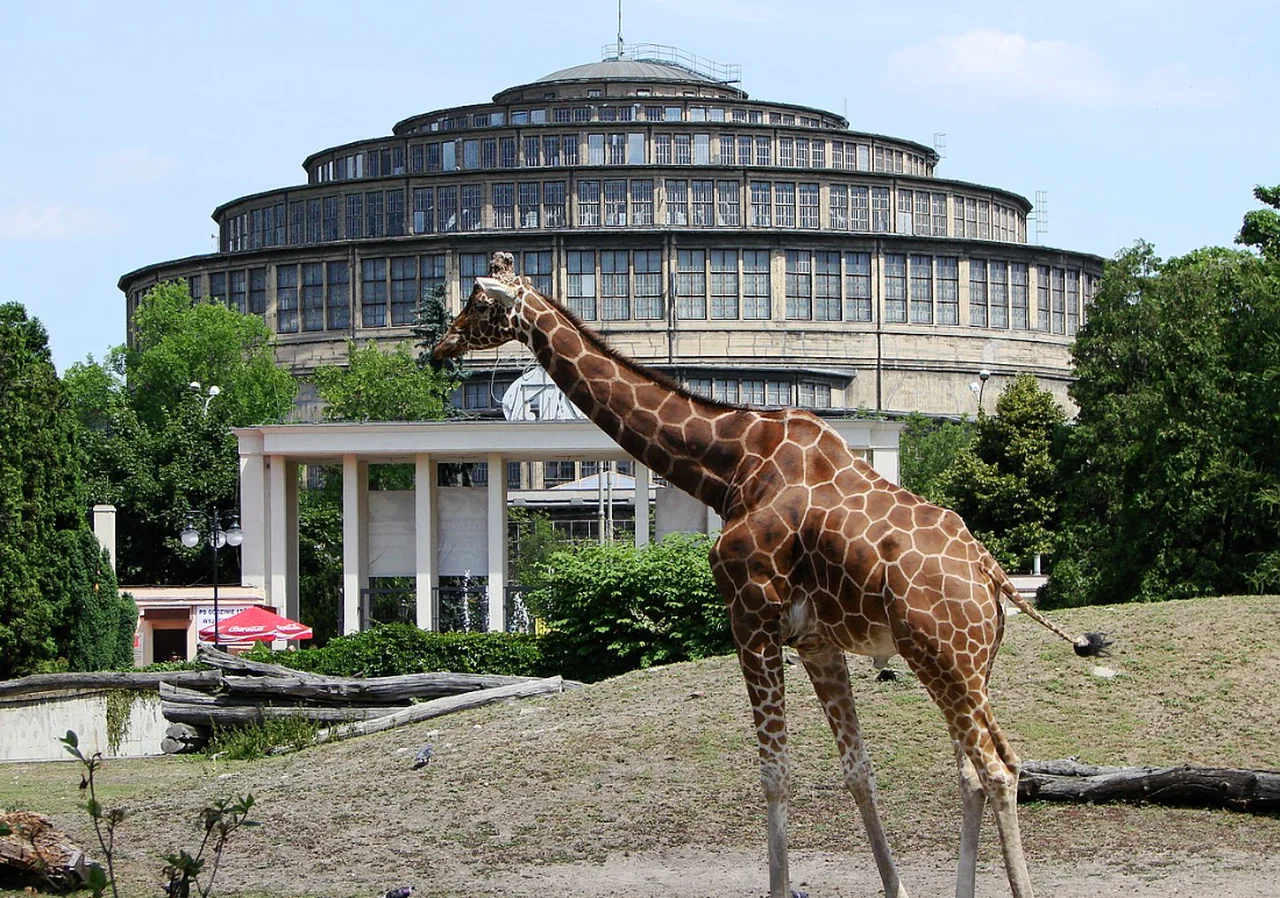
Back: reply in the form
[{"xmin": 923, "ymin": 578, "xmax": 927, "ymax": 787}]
[
  {"xmin": 368, "ymin": 490, "xmax": 416, "ymax": 577},
  {"xmin": 438, "ymin": 488, "xmax": 489, "ymax": 576},
  {"xmin": 195, "ymin": 605, "xmax": 243, "ymax": 643}
]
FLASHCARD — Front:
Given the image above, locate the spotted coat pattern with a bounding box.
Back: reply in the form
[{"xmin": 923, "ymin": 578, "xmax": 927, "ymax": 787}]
[{"xmin": 434, "ymin": 252, "xmax": 1097, "ymax": 898}]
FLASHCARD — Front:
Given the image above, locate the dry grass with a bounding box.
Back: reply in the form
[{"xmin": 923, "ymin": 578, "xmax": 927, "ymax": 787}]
[{"xmin": 3, "ymin": 595, "xmax": 1279, "ymax": 897}]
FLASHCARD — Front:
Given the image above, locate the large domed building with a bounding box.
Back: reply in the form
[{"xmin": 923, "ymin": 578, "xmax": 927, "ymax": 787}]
[{"xmin": 120, "ymin": 44, "xmax": 1100, "ymax": 422}]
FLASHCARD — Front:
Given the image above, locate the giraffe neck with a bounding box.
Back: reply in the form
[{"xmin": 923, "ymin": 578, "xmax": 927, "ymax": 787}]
[{"xmin": 513, "ymin": 290, "xmax": 750, "ymax": 513}]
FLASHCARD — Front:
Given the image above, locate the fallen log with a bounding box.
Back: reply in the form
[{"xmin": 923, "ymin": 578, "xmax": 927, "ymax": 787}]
[
  {"xmin": 0, "ymin": 668, "xmax": 220, "ymax": 698},
  {"xmin": 196, "ymin": 645, "xmax": 304, "ymax": 678},
  {"xmin": 159, "ymin": 684, "xmax": 395, "ymax": 727},
  {"xmin": 1018, "ymin": 759, "xmax": 1280, "ymax": 812},
  {"xmin": 161, "ymin": 701, "xmax": 396, "ymax": 728},
  {"xmin": 219, "ymin": 671, "xmax": 539, "ymax": 703},
  {"xmin": 276, "ymin": 675, "xmax": 565, "ymax": 753},
  {"xmin": 0, "ymin": 810, "xmax": 91, "ymax": 889}
]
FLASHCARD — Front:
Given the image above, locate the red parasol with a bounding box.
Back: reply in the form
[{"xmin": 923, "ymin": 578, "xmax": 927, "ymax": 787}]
[{"xmin": 199, "ymin": 606, "xmax": 313, "ymax": 642}]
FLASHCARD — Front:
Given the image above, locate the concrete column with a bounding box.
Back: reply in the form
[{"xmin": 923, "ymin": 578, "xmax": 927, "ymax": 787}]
[
  {"xmin": 342, "ymin": 454, "xmax": 370, "ymax": 634},
  {"xmin": 633, "ymin": 464, "xmax": 651, "ymax": 548},
  {"xmin": 486, "ymin": 452, "xmax": 507, "ymax": 632},
  {"xmin": 414, "ymin": 454, "xmax": 438, "ymax": 631},
  {"xmin": 238, "ymin": 432, "xmax": 268, "ymax": 591},
  {"xmin": 91, "ymin": 505, "xmax": 117, "ymax": 573},
  {"xmin": 958, "ymin": 257, "xmax": 971, "ymax": 327},
  {"xmin": 268, "ymin": 457, "xmax": 299, "ymax": 620}
]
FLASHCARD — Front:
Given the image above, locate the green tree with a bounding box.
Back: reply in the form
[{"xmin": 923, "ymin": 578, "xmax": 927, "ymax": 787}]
[
  {"xmin": 312, "ymin": 340, "xmax": 454, "ymax": 422},
  {"xmin": 898, "ymin": 412, "xmax": 975, "ymax": 505},
  {"xmin": 939, "ymin": 375, "xmax": 1065, "ymax": 572},
  {"xmin": 0, "ymin": 304, "xmax": 136, "ymax": 677},
  {"xmin": 1237, "ymin": 184, "xmax": 1280, "ymax": 261},
  {"xmin": 1046, "ymin": 238, "xmax": 1280, "ymax": 607},
  {"xmin": 412, "ymin": 284, "xmax": 464, "ymax": 382},
  {"xmin": 65, "ymin": 281, "xmax": 296, "ymax": 585}
]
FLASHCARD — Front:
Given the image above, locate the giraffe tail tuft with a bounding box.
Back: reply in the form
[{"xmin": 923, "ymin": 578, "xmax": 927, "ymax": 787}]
[{"xmin": 1072, "ymin": 632, "xmax": 1113, "ymax": 657}]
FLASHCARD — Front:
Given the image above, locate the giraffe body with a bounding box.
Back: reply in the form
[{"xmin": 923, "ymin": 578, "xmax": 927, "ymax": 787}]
[{"xmin": 435, "ymin": 252, "xmax": 1107, "ymax": 898}]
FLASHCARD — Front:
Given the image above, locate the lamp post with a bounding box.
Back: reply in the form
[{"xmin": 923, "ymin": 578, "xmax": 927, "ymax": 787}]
[
  {"xmin": 969, "ymin": 368, "xmax": 992, "ymax": 416},
  {"xmin": 181, "ymin": 508, "xmax": 244, "ymax": 649}
]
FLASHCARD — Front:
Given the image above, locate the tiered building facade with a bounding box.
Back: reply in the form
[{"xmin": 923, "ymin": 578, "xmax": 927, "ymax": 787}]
[{"xmin": 120, "ymin": 45, "xmax": 1101, "ymax": 428}]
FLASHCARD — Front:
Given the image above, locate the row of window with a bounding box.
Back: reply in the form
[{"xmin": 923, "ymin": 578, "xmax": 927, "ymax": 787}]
[
  {"xmin": 406, "ymin": 102, "xmax": 841, "ymax": 138},
  {"xmin": 437, "ymin": 457, "xmax": 639, "ymax": 490},
  {"xmin": 462, "ymin": 370, "xmax": 832, "ymax": 413},
  {"xmin": 188, "ymin": 251, "xmax": 1089, "ymax": 335},
  {"xmin": 223, "ymin": 182, "xmax": 1025, "ymax": 250},
  {"xmin": 309, "ymin": 131, "xmax": 932, "ymax": 183}
]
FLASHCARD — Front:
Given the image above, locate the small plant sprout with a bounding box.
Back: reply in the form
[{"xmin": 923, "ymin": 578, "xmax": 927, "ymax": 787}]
[
  {"xmin": 59, "ymin": 729, "xmax": 122, "ymax": 898},
  {"xmin": 59, "ymin": 729, "xmax": 258, "ymax": 898}
]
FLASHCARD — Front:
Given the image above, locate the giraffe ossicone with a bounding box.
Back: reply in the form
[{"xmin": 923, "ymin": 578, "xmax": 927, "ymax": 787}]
[{"xmin": 435, "ymin": 251, "xmax": 1109, "ymax": 898}]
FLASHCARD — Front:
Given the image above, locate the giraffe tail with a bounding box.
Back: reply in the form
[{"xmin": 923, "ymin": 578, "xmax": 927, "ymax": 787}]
[{"xmin": 990, "ymin": 563, "xmax": 1112, "ymax": 657}]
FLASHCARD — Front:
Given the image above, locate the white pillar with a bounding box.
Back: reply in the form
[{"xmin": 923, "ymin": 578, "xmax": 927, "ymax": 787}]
[
  {"xmin": 414, "ymin": 454, "xmax": 437, "ymax": 631},
  {"xmin": 633, "ymin": 464, "xmax": 650, "ymax": 548},
  {"xmin": 91, "ymin": 504, "xmax": 117, "ymax": 573},
  {"xmin": 268, "ymin": 457, "xmax": 299, "ymax": 620},
  {"xmin": 238, "ymin": 432, "xmax": 268, "ymax": 591},
  {"xmin": 342, "ymin": 454, "xmax": 369, "ymax": 634},
  {"xmin": 486, "ymin": 452, "xmax": 507, "ymax": 632}
]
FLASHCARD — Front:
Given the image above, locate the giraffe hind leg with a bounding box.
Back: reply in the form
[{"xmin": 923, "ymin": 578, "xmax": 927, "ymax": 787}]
[
  {"xmin": 954, "ymin": 742, "xmax": 987, "ymax": 898},
  {"xmin": 799, "ymin": 646, "xmax": 910, "ymax": 898},
  {"xmin": 942, "ymin": 694, "xmax": 1036, "ymax": 898}
]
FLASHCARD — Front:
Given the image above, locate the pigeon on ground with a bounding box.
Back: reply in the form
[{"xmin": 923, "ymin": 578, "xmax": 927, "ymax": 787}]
[
  {"xmin": 380, "ymin": 887, "xmax": 414, "ymax": 898},
  {"xmin": 411, "ymin": 744, "xmax": 433, "ymax": 770}
]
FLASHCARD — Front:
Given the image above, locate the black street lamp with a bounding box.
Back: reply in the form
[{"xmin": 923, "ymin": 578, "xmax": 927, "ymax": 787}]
[{"xmin": 181, "ymin": 508, "xmax": 244, "ymax": 649}]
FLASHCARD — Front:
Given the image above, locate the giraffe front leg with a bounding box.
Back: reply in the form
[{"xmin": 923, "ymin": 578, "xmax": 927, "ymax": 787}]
[
  {"xmin": 800, "ymin": 646, "xmax": 909, "ymax": 898},
  {"xmin": 734, "ymin": 620, "xmax": 791, "ymax": 898}
]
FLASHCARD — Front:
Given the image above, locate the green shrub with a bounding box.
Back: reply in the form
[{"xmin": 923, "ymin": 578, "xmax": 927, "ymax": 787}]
[
  {"xmin": 527, "ymin": 532, "xmax": 732, "ymax": 683},
  {"xmin": 246, "ymin": 624, "xmax": 545, "ymax": 678},
  {"xmin": 206, "ymin": 717, "xmax": 321, "ymax": 760}
]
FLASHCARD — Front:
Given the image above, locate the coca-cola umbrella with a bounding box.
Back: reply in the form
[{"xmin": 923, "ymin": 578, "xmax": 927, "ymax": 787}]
[{"xmin": 199, "ymin": 606, "xmax": 313, "ymax": 643}]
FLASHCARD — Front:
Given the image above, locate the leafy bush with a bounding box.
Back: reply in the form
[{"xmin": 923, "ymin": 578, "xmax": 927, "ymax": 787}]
[
  {"xmin": 527, "ymin": 533, "xmax": 732, "ymax": 683},
  {"xmin": 206, "ymin": 717, "xmax": 321, "ymax": 760},
  {"xmin": 246, "ymin": 624, "xmax": 545, "ymax": 678}
]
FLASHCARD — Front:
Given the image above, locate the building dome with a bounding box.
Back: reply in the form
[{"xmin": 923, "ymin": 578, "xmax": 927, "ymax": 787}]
[
  {"xmin": 534, "ymin": 58, "xmax": 719, "ymax": 86},
  {"xmin": 119, "ymin": 45, "xmax": 1100, "ymax": 426}
]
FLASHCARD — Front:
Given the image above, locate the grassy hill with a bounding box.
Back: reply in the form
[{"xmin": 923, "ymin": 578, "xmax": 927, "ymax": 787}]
[{"xmin": 4, "ymin": 595, "xmax": 1279, "ymax": 897}]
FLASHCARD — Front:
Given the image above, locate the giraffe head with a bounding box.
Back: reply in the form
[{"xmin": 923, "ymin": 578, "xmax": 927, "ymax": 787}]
[{"xmin": 432, "ymin": 275, "xmax": 524, "ymax": 360}]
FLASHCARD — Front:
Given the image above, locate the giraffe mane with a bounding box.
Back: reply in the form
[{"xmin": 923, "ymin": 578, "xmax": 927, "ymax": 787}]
[{"xmin": 528, "ymin": 286, "xmax": 745, "ymax": 413}]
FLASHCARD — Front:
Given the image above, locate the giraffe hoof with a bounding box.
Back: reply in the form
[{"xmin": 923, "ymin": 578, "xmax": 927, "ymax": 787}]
[{"xmin": 875, "ymin": 668, "xmax": 900, "ymax": 682}]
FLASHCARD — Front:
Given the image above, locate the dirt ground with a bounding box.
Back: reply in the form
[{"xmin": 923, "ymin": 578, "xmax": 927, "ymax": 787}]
[{"xmin": 5, "ymin": 597, "xmax": 1280, "ymax": 898}]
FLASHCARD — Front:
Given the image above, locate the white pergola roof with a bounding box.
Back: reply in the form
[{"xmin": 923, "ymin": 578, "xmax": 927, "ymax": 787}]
[{"xmin": 233, "ymin": 417, "xmax": 903, "ymax": 463}]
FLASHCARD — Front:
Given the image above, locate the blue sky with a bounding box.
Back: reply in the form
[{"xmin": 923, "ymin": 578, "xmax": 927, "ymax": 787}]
[{"xmin": 1, "ymin": 0, "xmax": 1275, "ymax": 371}]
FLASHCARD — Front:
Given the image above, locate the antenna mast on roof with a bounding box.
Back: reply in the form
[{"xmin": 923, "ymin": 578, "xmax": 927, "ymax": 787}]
[{"xmin": 616, "ymin": 0, "xmax": 624, "ymax": 58}]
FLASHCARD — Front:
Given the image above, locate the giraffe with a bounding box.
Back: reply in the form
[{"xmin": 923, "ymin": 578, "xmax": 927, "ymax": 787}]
[{"xmin": 434, "ymin": 252, "xmax": 1109, "ymax": 898}]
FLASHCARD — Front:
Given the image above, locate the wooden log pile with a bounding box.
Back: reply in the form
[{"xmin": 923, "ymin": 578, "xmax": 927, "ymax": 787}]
[
  {"xmin": 156, "ymin": 647, "xmax": 567, "ymax": 751},
  {"xmin": 1018, "ymin": 758, "xmax": 1280, "ymax": 812},
  {"xmin": 0, "ymin": 810, "xmax": 90, "ymax": 890}
]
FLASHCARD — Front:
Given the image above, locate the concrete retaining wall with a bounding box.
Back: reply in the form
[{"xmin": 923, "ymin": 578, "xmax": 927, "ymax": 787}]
[{"xmin": 0, "ymin": 690, "xmax": 167, "ymax": 762}]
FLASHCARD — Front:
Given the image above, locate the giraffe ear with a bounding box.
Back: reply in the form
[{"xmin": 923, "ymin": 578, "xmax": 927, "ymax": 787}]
[{"xmin": 475, "ymin": 277, "xmax": 519, "ymax": 307}]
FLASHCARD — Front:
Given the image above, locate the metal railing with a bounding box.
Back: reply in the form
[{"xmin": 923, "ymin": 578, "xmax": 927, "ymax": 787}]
[
  {"xmin": 361, "ymin": 587, "xmax": 415, "ymax": 630},
  {"xmin": 599, "ymin": 42, "xmax": 741, "ymax": 84},
  {"xmin": 359, "ymin": 584, "xmax": 535, "ymax": 633}
]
